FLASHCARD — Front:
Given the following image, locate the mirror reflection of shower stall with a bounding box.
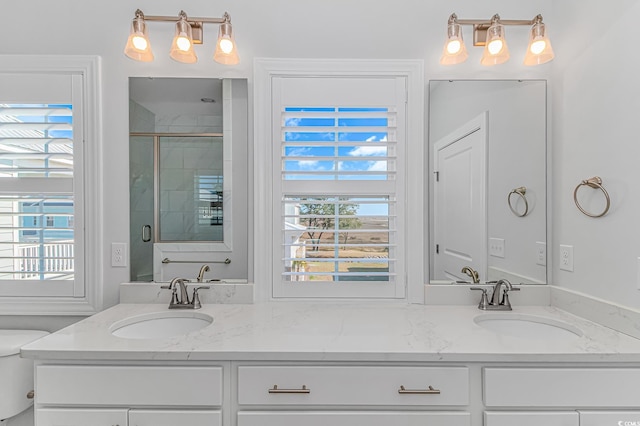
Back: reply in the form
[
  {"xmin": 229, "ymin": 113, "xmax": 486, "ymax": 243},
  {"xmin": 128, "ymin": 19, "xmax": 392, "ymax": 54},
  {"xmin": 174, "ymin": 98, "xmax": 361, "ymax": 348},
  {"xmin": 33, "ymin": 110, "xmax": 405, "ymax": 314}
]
[{"xmin": 129, "ymin": 134, "xmax": 223, "ymax": 281}]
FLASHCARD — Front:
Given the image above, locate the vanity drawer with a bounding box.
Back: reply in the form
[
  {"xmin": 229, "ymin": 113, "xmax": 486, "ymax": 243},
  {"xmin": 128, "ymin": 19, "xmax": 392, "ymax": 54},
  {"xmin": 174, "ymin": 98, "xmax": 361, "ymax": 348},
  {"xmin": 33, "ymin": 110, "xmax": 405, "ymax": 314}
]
[
  {"xmin": 238, "ymin": 411, "xmax": 471, "ymax": 426},
  {"xmin": 36, "ymin": 365, "xmax": 223, "ymax": 406},
  {"xmin": 484, "ymin": 368, "xmax": 640, "ymax": 407},
  {"xmin": 237, "ymin": 366, "xmax": 469, "ymax": 406},
  {"xmin": 578, "ymin": 411, "xmax": 640, "ymax": 426}
]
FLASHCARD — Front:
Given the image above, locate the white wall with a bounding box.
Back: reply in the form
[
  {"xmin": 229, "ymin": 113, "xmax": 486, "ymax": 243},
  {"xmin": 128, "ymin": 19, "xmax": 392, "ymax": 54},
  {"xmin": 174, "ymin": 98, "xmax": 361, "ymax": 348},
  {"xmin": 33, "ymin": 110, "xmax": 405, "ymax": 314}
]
[
  {"xmin": 0, "ymin": 0, "xmax": 554, "ymax": 320},
  {"xmin": 550, "ymin": 0, "xmax": 640, "ymax": 308}
]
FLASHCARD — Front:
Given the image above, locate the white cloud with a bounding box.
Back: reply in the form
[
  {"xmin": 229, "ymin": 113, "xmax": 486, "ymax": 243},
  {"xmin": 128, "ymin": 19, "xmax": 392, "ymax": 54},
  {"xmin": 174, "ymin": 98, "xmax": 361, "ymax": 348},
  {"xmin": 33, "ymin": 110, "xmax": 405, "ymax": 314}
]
[
  {"xmin": 297, "ymin": 160, "xmax": 321, "ymax": 169},
  {"xmin": 367, "ymin": 161, "xmax": 387, "ymax": 171},
  {"xmin": 348, "ymin": 146, "xmax": 387, "ymax": 157}
]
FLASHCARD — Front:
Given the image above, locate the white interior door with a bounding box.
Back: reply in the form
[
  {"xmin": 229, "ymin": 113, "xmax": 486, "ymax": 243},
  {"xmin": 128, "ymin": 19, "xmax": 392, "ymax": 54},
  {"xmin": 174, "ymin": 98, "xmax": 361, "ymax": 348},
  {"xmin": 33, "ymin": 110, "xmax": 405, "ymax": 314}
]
[{"xmin": 433, "ymin": 112, "xmax": 487, "ymax": 282}]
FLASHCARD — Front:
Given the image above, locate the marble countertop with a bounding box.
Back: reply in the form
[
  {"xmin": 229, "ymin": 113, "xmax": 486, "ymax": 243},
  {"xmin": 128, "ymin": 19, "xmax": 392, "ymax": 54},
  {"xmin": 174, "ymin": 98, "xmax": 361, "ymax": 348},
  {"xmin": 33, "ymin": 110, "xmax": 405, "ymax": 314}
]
[{"xmin": 21, "ymin": 302, "xmax": 640, "ymax": 363}]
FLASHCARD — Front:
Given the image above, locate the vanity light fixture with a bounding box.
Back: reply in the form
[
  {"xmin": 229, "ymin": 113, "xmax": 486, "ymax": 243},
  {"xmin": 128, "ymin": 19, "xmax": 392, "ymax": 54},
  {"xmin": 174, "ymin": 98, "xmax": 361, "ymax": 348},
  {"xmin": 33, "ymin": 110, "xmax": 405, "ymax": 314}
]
[
  {"xmin": 169, "ymin": 11, "xmax": 197, "ymax": 64},
  {"xmin": 440, "ymin": 13, "xmax": 554, "ymax": 66},
  {"xmin": 124, "ymin": 9, "xmax": 239, "ymax": 65},
  {"xmin": 440, "ymin": 14, "xmax": 468, "ymax": 65}
]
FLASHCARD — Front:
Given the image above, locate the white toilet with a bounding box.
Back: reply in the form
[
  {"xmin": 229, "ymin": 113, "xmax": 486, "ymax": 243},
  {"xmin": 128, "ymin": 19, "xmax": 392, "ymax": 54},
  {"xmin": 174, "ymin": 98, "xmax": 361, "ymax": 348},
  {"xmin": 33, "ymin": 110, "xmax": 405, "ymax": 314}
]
[{"xmin": 0, "ymin": 330, "xmax": 49, "ymax": 421}]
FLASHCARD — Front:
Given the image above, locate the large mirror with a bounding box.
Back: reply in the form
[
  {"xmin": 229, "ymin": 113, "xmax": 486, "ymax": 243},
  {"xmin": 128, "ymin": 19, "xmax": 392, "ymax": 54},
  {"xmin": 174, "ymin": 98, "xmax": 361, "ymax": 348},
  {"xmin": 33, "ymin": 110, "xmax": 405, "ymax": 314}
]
[
  {"xmin": 429, "ymin": 80, "xmax": 547, "ymax": 285},
  {"xmin": 129, "ymin": 77, "xmax": 248, "ymax": 282}
]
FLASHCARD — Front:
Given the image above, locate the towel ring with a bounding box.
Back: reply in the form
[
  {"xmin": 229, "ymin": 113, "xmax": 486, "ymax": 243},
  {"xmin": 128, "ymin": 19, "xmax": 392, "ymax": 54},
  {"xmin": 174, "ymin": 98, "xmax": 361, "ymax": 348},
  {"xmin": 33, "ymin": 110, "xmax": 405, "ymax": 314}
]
[
  {"xmin": 508, "ymin": 187, "xmax": 529, "ymax": 217},
  {"xmin": 573, "ymin": 176, "xmax": 610, "ymax": 218}
]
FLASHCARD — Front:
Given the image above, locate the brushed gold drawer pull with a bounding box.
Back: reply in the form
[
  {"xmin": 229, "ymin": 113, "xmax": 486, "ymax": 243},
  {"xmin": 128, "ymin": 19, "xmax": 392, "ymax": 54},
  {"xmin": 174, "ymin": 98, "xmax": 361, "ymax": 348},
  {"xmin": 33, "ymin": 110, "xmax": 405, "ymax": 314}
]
[
  {"xmin": 268, "ymin": 384, "xmax": 311, "ymax": 394},
  {"xmin": 398, "ymin": 385, "xmax": 441, "ymax": 395}
]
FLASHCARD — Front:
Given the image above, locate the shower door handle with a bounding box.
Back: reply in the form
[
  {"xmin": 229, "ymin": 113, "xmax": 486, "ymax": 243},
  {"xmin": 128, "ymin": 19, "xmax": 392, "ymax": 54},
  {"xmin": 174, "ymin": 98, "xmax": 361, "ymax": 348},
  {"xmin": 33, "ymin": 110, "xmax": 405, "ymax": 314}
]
[{"xmin": 142, "ymin": 224, "xmax": 152, "ymax": 242}]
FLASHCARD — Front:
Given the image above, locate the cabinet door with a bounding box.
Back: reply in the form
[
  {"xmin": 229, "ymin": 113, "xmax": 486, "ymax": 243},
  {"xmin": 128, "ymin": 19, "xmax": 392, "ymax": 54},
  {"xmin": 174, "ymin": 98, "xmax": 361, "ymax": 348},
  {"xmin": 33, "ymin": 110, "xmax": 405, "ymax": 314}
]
[
  {"xmin": 485, "ymin": 411, "xmax": 578, "ymax": 426},
  {"xmin": 129, "ymin": 409, "xmax": 222, "ymax": 426},
  {"xmin": 37, "ymin": 408, "xmax": 128, "ymax": 426},
  {"xmin": 579, "ymin": 411, "xmax": 640, "ymax": 426},
  {"xmin": 238, "ymin": 411, "xmax": 470, "ymax": 426}
]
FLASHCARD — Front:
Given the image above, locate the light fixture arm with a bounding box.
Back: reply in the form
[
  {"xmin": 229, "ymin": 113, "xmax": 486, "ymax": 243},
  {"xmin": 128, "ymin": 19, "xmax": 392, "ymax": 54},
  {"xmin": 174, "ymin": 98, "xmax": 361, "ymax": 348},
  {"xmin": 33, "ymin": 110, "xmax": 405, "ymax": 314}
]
[
  {"xmin": 131, "ymin": 8, "xmax": 232, "ymax": 46},
  {"xmin": 138, "ymin": 10, "xmax": 228, "ymax": 25},
  {"xmin": 455, "ymin": 15, "xmax": 542, "ymax": 27}
]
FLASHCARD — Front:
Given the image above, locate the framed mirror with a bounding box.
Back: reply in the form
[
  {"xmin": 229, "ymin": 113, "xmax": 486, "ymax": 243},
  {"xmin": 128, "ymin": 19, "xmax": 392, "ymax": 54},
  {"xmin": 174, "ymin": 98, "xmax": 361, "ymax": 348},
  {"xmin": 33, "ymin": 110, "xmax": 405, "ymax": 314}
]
[
  {"xmin": 429, "ymin": 80, "xmax": 547, "ymax": 285},
  {"xmin": 129, "ymin": 77, "xmax": 248, "ymax": 282}
]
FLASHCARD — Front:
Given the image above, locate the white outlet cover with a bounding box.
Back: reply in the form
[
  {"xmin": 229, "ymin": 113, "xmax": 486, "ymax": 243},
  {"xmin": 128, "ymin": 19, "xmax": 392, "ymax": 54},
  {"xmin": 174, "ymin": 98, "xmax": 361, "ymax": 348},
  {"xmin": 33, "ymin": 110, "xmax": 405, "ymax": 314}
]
[{"xmin": 560, "ymin": 244, "xmax": 574, "ymax": 272}]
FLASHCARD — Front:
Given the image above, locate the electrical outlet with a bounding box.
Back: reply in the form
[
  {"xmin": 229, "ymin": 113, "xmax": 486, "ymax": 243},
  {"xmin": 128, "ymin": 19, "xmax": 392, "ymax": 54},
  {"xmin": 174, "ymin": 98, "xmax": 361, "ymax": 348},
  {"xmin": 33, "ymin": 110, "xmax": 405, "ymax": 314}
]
[
  {"xmin": 489, "ymin": 238, "xmax": 505, "ymax": 258},
  {"xmin": 536, "ymin": 241, "xmax": 546, "ymax": 266},
  {"xmin": 559, "ymin": 244, "xmax": 574, "ymax": 272},
  {"xmin": 111, "ymin": 242, "xmax": 127, "ymax": 267}
]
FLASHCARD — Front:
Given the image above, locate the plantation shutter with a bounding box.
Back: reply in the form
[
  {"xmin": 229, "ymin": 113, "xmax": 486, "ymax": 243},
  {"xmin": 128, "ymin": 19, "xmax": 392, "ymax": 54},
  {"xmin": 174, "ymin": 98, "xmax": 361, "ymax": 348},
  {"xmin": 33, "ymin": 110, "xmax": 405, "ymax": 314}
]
[
  {"xmin": 272, "ymin": 76, "xmax": 406, "ymax": 299},
  {"xmin": 0, "ymin": 73, "xmax": 84, "ymax": 297}
]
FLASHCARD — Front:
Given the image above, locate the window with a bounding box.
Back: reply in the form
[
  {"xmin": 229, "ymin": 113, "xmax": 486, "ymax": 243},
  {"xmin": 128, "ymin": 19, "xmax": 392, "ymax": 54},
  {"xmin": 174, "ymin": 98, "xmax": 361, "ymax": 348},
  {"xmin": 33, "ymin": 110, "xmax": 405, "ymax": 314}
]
[
  {"xmin": 272, "ymin": 76, "xmax": 407, "ymax": 299},
  {"xmin": 255, "ymin": 59, "xmax": 424, "ymax": 302},
  {"xmin": 0, "ymin": 56, "xmax": 101, "ymax": 314}
]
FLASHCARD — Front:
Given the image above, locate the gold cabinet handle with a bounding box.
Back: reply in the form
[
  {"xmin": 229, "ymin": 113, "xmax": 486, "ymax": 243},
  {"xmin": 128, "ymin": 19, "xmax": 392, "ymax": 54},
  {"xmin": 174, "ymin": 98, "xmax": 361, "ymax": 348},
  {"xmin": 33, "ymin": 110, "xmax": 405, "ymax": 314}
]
[
  {"xmin": 268, "ymin": 384, "xmax": 311, "ymax": 394},
  {"xmin": 398, "ymin": 385, "xmax": 441, "ymax": 395}
]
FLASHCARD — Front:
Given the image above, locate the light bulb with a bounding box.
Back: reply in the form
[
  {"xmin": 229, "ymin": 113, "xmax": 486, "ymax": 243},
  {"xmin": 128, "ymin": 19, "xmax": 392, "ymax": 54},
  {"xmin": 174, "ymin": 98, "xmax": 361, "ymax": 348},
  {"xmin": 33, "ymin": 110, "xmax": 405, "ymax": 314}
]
[
  {"xmin": 446, "ymin": 40, "xmax": 461, "ymax": 55},
  {"xmin": 530, "ymin": 39, "xmax": 546, "ymax": 55},
  {"xmin": 487, "ymin": 39, "xmax": 503, "ymax": 55},
  {"xmin": 219, "ymin": 37, "xmax": 234, "ymax": 54},
  {"xmin": 176, "ymin": 33, "xmax": 191, "ymax": 51},
  {"xmin": 132, "ymin": 35, "xmax": 148, "ymax": 51}
]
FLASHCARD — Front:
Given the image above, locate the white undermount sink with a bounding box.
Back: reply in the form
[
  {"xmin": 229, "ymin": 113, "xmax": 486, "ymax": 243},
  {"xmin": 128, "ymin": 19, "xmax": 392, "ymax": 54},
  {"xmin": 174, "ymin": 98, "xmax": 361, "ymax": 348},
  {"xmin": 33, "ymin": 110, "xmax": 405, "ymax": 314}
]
[
  {"xmin": 110, "ymin": 311, "xmax": 213, "ymax": 339},
  {"xmin": 474, "ymin": 313, "xmax": 583, "ymax": 341}
]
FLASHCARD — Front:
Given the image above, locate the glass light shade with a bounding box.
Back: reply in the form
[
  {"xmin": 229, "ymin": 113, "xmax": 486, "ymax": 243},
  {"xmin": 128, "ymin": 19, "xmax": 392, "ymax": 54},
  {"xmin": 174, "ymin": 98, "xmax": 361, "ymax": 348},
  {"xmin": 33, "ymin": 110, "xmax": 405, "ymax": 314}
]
[
  {"xmin": 524, "ymin": 22, "xmax": 555, "ymax": 66},
  {"xmin": 213, "ymin": 22, "xmax": 239, "ymax": 65},
  {"xmin": 440, "ymin": 22, "xmax": 468, "ymax": 65},
  {"xmin": 170, "ymin": 18, "xmax": 197, "ymax": 63},
  {"xmin": 481, "ymin": 23, "xmax": 510, "ymax": 66},
  {"xmin": 124, "ymin": 16, "xmax": 154, "ymax": 62}
]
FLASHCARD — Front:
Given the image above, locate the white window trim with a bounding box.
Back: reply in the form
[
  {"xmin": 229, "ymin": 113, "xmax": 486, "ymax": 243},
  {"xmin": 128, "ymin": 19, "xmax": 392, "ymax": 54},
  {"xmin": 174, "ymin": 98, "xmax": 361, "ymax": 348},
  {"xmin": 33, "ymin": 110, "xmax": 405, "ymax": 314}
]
[
  {"xmin": 254, "ymin": 58, "xmax": 424, "ymax": 303},
  {"xmin": 0, "ymin": 55, "xmax": 103, "ymax": 315}
]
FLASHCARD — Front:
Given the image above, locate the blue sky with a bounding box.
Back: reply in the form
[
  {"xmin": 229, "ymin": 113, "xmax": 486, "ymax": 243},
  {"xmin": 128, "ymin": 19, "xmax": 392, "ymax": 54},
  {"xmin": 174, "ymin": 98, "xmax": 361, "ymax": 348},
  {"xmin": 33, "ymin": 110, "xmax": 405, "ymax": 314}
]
[{"xmin": 283, "ymin": 107, "xmax": 391, "ymax": 216}]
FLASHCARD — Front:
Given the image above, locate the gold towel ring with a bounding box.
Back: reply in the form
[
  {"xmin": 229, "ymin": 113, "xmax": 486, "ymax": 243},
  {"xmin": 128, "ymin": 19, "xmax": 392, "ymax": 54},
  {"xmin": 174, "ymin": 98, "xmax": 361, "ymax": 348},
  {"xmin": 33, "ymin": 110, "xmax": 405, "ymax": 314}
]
[
  {"xmin": 508, "ymin": 187, "xmax": 529, "ymax": 217},
  {"xmin": 573, "ymin": 176, "xmax": 610, "ymax": 218}
]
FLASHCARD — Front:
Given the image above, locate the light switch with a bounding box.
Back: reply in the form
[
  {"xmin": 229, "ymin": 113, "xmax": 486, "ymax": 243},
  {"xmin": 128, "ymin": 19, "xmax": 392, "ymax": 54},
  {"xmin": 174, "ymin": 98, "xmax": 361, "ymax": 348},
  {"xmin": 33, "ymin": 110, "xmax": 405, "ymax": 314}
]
[
  {"xmin": 536, "ymin": 241, "xmax": 546, "ymax": 266},
  {"xmin": 489, "ymin": 238, "xmax": 505, "ymax": 258}
]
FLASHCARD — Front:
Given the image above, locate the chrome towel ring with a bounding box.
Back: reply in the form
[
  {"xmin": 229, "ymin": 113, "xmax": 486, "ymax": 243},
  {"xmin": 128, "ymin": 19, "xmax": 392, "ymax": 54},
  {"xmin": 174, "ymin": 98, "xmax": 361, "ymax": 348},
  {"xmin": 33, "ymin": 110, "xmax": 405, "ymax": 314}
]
[
  {"xmin": 573, "ymin": 176, "xmax": 610, "ymax": 218},
  {"xmin": 508, "ymin": 186, "xmax": 529, "ymax": 217}
]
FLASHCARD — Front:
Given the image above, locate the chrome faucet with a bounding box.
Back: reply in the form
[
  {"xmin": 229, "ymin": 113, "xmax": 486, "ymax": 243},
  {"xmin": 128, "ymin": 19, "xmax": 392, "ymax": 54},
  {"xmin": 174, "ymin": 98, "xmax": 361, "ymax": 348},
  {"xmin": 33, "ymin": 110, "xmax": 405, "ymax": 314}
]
[
  {"xmin": 470, "ymin": 279, "xmax": 520, "ymax": 311},
  {"xmin": 197, "ymin": 265, "xmax": 210, "ymax": 282},
  {"xmin": 161, "ymin": 277, "xmax": 209, "ymax": 309},
  {"xmin": 461, "ymin": 266, "xmax": 480, "ymax": 283}
]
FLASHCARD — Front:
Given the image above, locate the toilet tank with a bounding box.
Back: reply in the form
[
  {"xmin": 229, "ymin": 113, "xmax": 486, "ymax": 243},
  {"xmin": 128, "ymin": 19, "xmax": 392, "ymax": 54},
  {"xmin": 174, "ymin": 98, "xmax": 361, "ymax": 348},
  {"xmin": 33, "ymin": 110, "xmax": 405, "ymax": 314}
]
[{"xmin": 0, "ymin": 330, "xmax": 49, "ymax": 420}]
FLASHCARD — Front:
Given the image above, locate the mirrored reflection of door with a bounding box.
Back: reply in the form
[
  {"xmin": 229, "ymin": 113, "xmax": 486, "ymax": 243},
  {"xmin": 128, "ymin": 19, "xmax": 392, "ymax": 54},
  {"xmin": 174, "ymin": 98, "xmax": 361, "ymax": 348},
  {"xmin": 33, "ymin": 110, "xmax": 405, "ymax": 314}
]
[
  {"xmin": 433, "ymin": 113, "xmax": 487, "ymax": 282},
  {"xmin": 129, "ymin": 135, "xmax": 154, "ymax": 281},
  {"xmin": 129, "ymin": 134, "xmax": 223, "ymax": 281}
]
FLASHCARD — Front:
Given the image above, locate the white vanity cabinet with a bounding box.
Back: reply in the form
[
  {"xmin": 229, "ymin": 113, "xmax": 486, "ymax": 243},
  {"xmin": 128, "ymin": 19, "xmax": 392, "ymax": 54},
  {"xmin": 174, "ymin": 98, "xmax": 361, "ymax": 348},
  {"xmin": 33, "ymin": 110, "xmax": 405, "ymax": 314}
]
[
  {"xmin": 235, "ymin": 364, "xmax": 471, "ymax": 426},
  {"xmin": 37, "ymin": 408, "xmax": 221, "ymax": 426},
  {"xmin": 38, "ymin": 408, "xmax": 129, "ymax": 426},
  {"xmin": 34, "ymin": 364, "xmax": 226, "ymax": 426},
  {"xmin": 238, "ymin": 411, "xmax": 471, "ymax": 426},
  {"xmin": 483, "ymin": 367, "xmax": 640, "ymax": 425},
  {"xmin": 32, "ymin": 362, "xmax": 640, "ymax": 426}
]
